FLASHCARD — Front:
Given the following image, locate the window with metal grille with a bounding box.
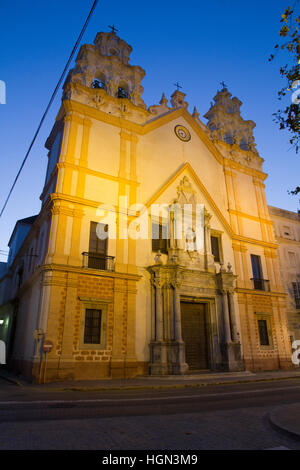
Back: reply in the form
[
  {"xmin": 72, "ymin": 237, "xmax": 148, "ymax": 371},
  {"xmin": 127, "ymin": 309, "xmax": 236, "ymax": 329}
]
[
  {"xmin": 152, "ymin": 222, "xmax": 169, "ymax": 254},
  {"xmin": 292, "ymin": 282, "xmax": 300, "ymax": 309},
  {"xmin": 83, "ymin": 309, "xmax": 102, "ymax": 344},
  {"xmin": 258, "ymin": 319, "xmax": 269, "ymax": 346}
]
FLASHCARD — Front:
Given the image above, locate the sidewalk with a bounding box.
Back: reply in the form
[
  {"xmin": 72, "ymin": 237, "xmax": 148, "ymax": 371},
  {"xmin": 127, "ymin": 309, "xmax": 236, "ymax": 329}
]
[
  {"xmin": 1, "ymin": 367, "xmax": 300, "ymax": 392},
  {"xmin": 269, "ymin": 404, "xmax": 300, "ymax": 441}
]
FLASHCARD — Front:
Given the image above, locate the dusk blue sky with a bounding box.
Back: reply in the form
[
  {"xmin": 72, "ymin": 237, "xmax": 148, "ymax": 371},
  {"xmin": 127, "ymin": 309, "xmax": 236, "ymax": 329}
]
[{"xmin": 0, "ymin": 0, "xmax": 299, "ymax": 261}]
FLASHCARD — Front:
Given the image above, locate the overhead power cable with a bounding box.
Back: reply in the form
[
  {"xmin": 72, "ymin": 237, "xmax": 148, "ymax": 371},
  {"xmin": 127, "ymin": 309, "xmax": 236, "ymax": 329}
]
[{"xmin": 0, "ymin": 0, "xmax": 99, "ymax": 218}]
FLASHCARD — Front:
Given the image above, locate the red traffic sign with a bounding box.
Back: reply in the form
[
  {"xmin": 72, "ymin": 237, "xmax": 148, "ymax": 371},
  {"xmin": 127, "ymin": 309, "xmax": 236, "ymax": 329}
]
[{"xmin": 42, "ymin": 340, "xmax": 53, "ymax": 353}]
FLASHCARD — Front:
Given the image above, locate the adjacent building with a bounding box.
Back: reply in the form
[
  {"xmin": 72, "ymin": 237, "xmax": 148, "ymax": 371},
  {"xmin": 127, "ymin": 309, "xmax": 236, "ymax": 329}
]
[{"xmin": 268, "ymin": 206, "xmax": 300, "ymax": 343}]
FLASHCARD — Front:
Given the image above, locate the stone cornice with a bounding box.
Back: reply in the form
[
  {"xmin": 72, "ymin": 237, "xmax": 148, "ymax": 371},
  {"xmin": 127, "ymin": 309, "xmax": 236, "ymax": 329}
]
[
  {"xmin": 236, "ymin": 287, "xmax": 286, "ymax": 298},
  {"xmin": 268, "ymin": 205, "xmax": 300, "ymax": 222},
  {"xmin": 47, "ymin": 184, "xmax": 279, "ymax": 251},
  {"xmin": 232, "ymin": 235, "xmax": 278, "ymax": 250},
  {"xmin": 228, "ymin": 209, "xmax": 274, "ymax": 225},
  {"xmin": 56, "ymin": 161, "xmax": 140, "ymax": 187},
  {"xmin": 44, "ymin": 98, "xmax": 268, "ymax": 184},
  {"xmin": 223, "ymin": 157, "xmax": 267, "ymax": 181},
  {"xmin": 275, "ymin": 236, "xmax": 300, "ymax": 246},
  {"xmin": 41, "ymin": 263, "xmax": 141, "ymax": 282}
]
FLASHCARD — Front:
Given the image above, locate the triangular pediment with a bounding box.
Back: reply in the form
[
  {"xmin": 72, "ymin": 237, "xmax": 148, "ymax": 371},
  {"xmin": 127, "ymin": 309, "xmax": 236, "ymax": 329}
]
[
  {"xmin": 142, "ymin": 107, "xmax": 224, "ymax": 166},
  {"xmin": 144, "ymin": 162, "xmax": 233, "ymax": 236}
]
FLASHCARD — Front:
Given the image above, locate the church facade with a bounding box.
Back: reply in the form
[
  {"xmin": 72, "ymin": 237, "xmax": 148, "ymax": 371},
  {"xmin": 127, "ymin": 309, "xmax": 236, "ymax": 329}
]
[{"xmin": 0, "ymin": 31, "xmax": 296, "ymax": 382}]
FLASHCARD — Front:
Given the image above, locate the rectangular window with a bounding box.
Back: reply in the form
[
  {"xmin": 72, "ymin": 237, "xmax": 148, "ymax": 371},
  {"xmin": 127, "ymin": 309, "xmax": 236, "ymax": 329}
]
[
  {"xmin": 88, "ymin": 222, "xmax": 108, "ymax": 269},
  {"xmin": 211, "ymin": 236, "xmax": 220, "ymax": 262},
  {"xmin": 251, "ymin": 254, "xmax": 263, "ymax": 280},
  {"xmin": 292, "ymin": 282, "xmax": 300, "ymax": 309},
  {"xmin": 83, "ymin": 308, "xmax": 102, "ymax": 344},
  {"xmin": 80, "ymin": 301, "xmax": 108, "ymax": 350},
  {"xmin": 250, "ymin": 254, "xmax": 268, "ymax": 290},
  {"xmin": 152, "ymin": 222, "xmax": 169, "ymax": 254},
  {"xmin": 283, "ymin": 225, "xmax": 291, "ymax": 238},
  {"xmin": 89, "ymin": 222, "xmax": 108, "ymax": 254},
  {"xmin": 288, "ymin": 251, "xmax": 296, "ymax": 267},
  {"xmin": 258, "ymin": 319, "xmax": 269, "ymax": 346},
  {"xmin": 256, "ymin": 313, "xmax": 273, "ymax": 349}
]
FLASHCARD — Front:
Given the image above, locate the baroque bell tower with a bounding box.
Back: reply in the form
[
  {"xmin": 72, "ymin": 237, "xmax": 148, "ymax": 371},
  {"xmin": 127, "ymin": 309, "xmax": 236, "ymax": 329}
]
[{"xmin": 62, "ymin": 30, "xmax": 149, "ymax": 124}]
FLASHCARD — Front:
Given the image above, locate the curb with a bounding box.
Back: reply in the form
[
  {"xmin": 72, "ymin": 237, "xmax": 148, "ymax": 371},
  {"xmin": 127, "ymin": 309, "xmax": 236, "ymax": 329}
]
[
  {"xmin": 2, "ymin": 371, "xmax": 300, "ymax": 393},
  {"xmin": 268, "ymin": 407, "xmax": 300, "ymax": 442},
  {"xmin": 0, "ymin": 373, "xmax": 23, "ymax": 388},
  {"xmin": 43, "ymin": 374, "xmax": 300, "ymax": 392}
]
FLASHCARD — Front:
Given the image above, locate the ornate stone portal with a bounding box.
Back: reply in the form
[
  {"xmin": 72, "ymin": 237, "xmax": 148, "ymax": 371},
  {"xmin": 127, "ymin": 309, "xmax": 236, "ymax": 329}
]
[
  {"xmin": 148, "ymin": 256, "xmax": 244, "ymax": 375},
  {"xmin": 148, "ymin": 178, "xmax": 244, "ymax": 375}
]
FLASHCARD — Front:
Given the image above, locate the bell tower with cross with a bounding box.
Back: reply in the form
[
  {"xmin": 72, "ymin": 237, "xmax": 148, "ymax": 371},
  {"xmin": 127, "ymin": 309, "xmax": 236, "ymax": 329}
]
[{"xmin": 63, "ymin": 26, "xmax": 148, "ymax": 115}]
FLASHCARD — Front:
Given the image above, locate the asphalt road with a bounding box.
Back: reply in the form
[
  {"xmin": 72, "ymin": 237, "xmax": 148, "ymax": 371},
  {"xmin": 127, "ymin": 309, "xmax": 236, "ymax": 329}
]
[{"xmin": 1, "ymin": 377, "xmax": 300, "ymax": 450}]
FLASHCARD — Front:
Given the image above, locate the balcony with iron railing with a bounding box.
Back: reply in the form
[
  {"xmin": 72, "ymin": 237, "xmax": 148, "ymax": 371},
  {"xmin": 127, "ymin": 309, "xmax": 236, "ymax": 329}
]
[
  {"xmin": 250, "ymin": 278, "xmax": 270, "ymax": 292},
  {"xmin": 82, "ymin": 252, "xmax": 115, "ymax": 272}
]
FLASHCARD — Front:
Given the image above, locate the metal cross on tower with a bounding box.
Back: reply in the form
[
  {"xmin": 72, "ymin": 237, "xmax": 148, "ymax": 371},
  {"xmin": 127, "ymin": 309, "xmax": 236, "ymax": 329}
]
[
  {"xmin": 220, "ymin": 81, "xmax": 228, "ymax": 89},
  {"xmin": 174, "ymin": 82, "xmax": 183, "ymax": 91},
  {"xmin": 108, "ymin": 24, "xmax": 119, "ymax": 34}
]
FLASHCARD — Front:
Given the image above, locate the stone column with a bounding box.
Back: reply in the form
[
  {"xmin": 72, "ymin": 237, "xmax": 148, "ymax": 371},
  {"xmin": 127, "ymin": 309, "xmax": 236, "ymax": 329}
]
[
  {"xmin": 76, "ymin": 117, "xmax": 92, "ymax": 199},
  {"xmin": 204, "ymin": 209, "xmax": 214, "ymax": 271},
  {"xmin": 204, "ymin": 214, "xmax": 212, "ymax": 255},
  {"xmin": 149, "ymin": 272, "xmax": 169, "ymax": 375},
  {"xmin": 171, "ymin": 276, "xmax": 188, "ymax": 375},
  {"xmin": 240, "ymin": 243, "xmax": 251, "ymax": 289},
  {"xmin": 154, "ymin": 278, "xmax": 164, "ymax": 341},
  {"xmin": 169, "ymin": 210, "xmax": 175, "ymax": 250},
  {"xmin": 68, "ymin": 208, "xmax": 84, "ymax": 266},
  {"xmin": 151, "ymin": 279, "xmax": 156, "ymax": 341},
  {"xmin": 228, "ymin": 292, "xmax": 238, "ymax": 342},
  {"xmin": 49, "ymin": 203, "xmax": 71, "ymax": 265},
  {"xmin": 222, "ymin": 290, "xmax": 232, "ymax": 343},
  {"xmin": 173, "ymin": 282, "xmax": 183, "ymax": 341}
]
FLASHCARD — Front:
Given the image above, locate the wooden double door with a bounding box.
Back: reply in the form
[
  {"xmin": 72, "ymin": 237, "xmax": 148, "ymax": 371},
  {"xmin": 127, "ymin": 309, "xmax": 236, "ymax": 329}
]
[{"xmin": 181, "ymin": 302, "xmax": 209, "ymax": 370}]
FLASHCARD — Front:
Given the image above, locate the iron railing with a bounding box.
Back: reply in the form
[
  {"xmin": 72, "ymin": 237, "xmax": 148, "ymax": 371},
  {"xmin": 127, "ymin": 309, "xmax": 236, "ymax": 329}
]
[
  {"xmin": 250, "ymin": 278, "xmax": 270, "ymax": 291},
  {"xmin": 82, "ymin": 252, "xmax": 115, "ymax": 272}
]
